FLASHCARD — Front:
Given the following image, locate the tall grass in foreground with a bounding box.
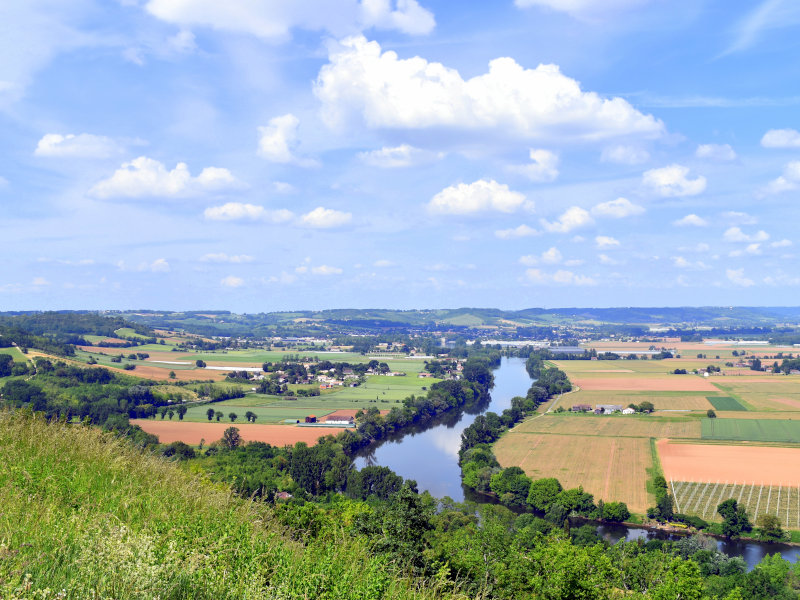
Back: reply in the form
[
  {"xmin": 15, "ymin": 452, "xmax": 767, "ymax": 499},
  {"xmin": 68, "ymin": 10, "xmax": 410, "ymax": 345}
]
[{"xmin": 0, "ymin": 412, "xmax": 467, "ymax": 599}]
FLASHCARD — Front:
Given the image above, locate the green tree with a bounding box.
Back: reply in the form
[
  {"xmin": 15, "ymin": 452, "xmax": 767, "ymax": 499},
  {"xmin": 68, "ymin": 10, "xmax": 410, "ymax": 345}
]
[
  {"xmin": 245, "ymin": 410, "xmax": 256, "ymax": 423},
  {"xmin": 756, "ymin": 513, "xmax": 785, "ymax": 541},
  {"xmin": 206, "ymin": 408, "xmax": 215, "ymax": 421},
  {"xmin": 167, "ymin": 409, "xmax": 175, "ymax": 420},
  {"xmin": 215, "ymin": 410, "xmax": 223, "ymax": 422},
  {"xmin": 229, "ymin": 412, "xmax": 238, "ymax": 422},
  {"xmin": 707, "ymin": 409, "xmax": 717, "ymax": 418},
  {"xmin": 196, "ymin": 359, "xmax": 206, "ymax": 368},
  {"xmin": 169, "ymin": 370, "xmax": 176, "ymax": 379},
  {"xmin": 717, "ymin": 498, "xmax": 751, "ymax": 539},
  {"xmin": 638, "ymin": 401, "xmax": 655, "ymax": 413},
  {"xmin": 176, "ymin": 405, "xmax": 188, "ymax": 420},
  {"xmin": 527, "ymin": 477, "xmax": 563, "ymax": 512},
  {"xmin": 221, "ymin": 426, "xmax": 241, "ymax": 449},
  {"xmin": 602, "ymin": 501, "xmax": 630, "ymax": 522}
]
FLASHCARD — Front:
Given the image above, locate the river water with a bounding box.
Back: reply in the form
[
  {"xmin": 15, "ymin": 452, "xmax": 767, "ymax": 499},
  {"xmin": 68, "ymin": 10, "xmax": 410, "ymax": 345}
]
[
  {"xmin": 354, "ymin": 357, "xmax": 530, "ymax": 500},
  {"xmin": 355, "ymin": 356, "xmax": 800, "ymax": 570}
]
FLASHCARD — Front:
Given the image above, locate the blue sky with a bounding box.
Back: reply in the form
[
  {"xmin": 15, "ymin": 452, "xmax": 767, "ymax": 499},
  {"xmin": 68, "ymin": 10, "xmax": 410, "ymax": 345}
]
[{"xmin": 3, "ymin": 0, "xmax": 800, "ymax": 311}]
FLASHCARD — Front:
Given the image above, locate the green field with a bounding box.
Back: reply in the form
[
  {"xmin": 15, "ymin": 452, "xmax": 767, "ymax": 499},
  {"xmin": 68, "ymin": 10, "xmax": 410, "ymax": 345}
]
[
  {"xmin": 707, "ymin": 396, "xmax": 747, "ymax": 411},
  {"xmin": 702, "ymin": 418, "xmax": 800, "ymax": 443},
  {"xmin": 181, "ymin": 401, "xmax": 336, "ymax": 424},
  {"xmin": 0, "ymin": 346, "xmax": 29, "ymax": 363},
  {"xmin": 672, "ymin": 480, "xmax": 800, "ymax": 529},
  {"xmin": 114, "ymin": 327, "xmax": 151, "ymax": 339}
]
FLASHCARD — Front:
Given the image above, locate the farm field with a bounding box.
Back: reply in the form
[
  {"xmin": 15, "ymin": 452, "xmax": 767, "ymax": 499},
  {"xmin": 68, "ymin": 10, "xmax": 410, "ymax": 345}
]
[
  {"xmin": 659, "ymin": 440, "xmax": 800, "ymax": 486},
  {"xmin": 707, "ymin": 396, "xmax": 747, "ymax": 411},
  {"xmin": 672, "ymin": 481, "xmax": 800, "ymax": 528},
  {"xmin": 494, "ymin": 431, "xmax": 653, "ymax": 513},
  {"xmin": 132, "ymin": 419, "xmax": 345, "ymax": 446},
  {"xmin": 511, "ymin": 413, "xmax": 702, "ymax": 439},
  {"xmin": 181, "ymin": 403, "xmax": 337, "ymax": 424},
  {"xmin": 712, "ymin": 380, "xmax": 800, "ymax": 412},
  {"xmin": 0, "ymin": 346, "xmax": 29, "ymax": 363},
  {"xmin": 701, "ymin": 418, "xmax": 800, "ymax": 443},
  {"xmin": 563, "ymin": 389, "xmax": 714, "ymax": 411}
]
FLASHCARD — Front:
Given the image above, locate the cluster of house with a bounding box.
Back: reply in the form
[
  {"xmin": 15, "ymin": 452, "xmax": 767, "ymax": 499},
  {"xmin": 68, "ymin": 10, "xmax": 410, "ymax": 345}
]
[
  {"xmin": 417, "ymin": 361, "xmax": 465, "ymax": 380},
  {"xmin": 571, "ymin": 404, "xmax": 637, "ymax": 415}
]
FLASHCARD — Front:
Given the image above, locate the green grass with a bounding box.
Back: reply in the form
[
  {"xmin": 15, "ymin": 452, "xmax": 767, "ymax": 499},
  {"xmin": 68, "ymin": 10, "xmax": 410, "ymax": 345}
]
[
  {"xmin": 707, "ymin": 396, "xmax": 747, "ymax": 411},
  {"xmin": 0, "ymin": 346, "xmax": 29, "ymax": 363},
  {"xmin": 702, "ymin": 418, "xmax": 800, "ymax": 442},
  {"xmin": 181, "ymin": 402, "xmax": 335, "ymax": 424},
  {"xmin": 0, "ymin": 411, "xmax": 463, "ymax": 600},
  {"xmin": 114, "ymin": 327, "xmax": 152, "ymax": 339}
]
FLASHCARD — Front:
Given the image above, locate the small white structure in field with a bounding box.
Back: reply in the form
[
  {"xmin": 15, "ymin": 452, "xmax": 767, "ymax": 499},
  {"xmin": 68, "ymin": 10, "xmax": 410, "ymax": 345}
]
[{"xmin": 622, "ymin": 407, "xmax": 636, "ymax": 415}]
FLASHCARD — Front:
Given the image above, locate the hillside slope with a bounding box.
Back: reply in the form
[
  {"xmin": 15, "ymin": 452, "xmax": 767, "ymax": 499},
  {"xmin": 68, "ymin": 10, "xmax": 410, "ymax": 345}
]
[{"xmin": 0, "ymin": 411, "xmax": 460, "ymax": 600}]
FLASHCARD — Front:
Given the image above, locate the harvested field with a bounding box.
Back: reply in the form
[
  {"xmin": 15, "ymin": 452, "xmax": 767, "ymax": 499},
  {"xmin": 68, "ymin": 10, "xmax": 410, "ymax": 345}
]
[
  {"xmin": 132, "ymin": 419, "xmax": 345, "ymax": 445},
  {"xmin": 772, "ymin": 398, "xmax": 800, "ymax": 409},
  {"xmin": 701, "ymin": 418, "xmax": 800, "ymax": 443},
  {"xmin": 495, "ymin": 432, "xmax": 653, "ymax": 513},
  {"xmin": 564, "ymin": 389, "xmax": 713, "ymax": 411},
  {"xmin": 124, "ymin": 364, "xmax": 227, "ymax": 382},
  {"xmin": 512, "ymin": 414, "xmax": 701, "ymax": 439},
  {"xmin": 658, "ymin": 440, "xmax": 800, "ymax": 487},
  {"xmin": 672, "ymin": 481, "xmax": 800, "ymax": 528},
  {"xmin": 570, "ymin": 376, "xmax": 717, "ymax": 392}
]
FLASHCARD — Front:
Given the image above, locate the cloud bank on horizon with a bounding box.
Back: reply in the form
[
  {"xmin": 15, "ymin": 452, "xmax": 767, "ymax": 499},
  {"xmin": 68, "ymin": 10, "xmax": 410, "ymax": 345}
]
[{"xmin": 1, "ymin": 0, "xmax": 800, "ymax": 310}]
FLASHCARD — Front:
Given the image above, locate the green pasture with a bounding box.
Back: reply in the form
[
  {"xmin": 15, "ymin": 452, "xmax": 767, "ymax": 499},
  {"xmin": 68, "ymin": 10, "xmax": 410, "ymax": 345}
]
[
  {"xmin": 266, "ymin": 395, "xmax": 403, "ymax": 410},
  {"xmin": 0, "ymin": 346, "xmax": 29, "ymax": 363},
  {"xmin": 179, "ymin": 402, "xmax": 333, "ymax": 424},
  {"xmin": 707, "ymin": 396, "xmax": 747, "ymax": 411},
  {"xmin": 702, "ymin": 418, "xmax": 800, "ymax": 443},
  {"xmin": 114, "ymin": 327, "xmax": 151, "ymax": 340}
]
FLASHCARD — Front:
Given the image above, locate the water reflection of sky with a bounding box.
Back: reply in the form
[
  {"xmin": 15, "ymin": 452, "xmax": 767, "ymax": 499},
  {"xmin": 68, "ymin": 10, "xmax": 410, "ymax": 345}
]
[{"xmin": 354, "ymin": 357, "xmax": 532, "ymax": 501}]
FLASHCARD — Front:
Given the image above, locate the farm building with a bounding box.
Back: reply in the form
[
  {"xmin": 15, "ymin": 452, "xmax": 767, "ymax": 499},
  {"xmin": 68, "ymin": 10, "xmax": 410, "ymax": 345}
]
[
  {"xmin": 596, "ymin": 404, "xmax": 623, "ymax": 414},
  {"xmin": 325, "ymin": 415, "xmax": 355, "ymax": 425},
  {"xmin": 571, "ymin": 404, "xmax": 592, "ymax": 412},
  {"xmin": 304, "ymin": 415, "xmax": 317, "ymax": 423},
  {"xmin": 622, "ymin": 407, "xmax": 636, "ymax": 415}
]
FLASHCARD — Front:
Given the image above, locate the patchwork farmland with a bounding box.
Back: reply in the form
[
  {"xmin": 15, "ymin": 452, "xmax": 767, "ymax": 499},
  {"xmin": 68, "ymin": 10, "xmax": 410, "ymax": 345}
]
[{"xmin": 496, "ymin": 340, "xmax": 800, "ymax": 521}]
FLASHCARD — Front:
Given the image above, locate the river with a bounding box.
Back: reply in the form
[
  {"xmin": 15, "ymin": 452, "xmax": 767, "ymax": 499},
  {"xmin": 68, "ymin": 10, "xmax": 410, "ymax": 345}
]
[{"xmin": 356, "ymin": 356, "xmax": 800, "ymax": 570}]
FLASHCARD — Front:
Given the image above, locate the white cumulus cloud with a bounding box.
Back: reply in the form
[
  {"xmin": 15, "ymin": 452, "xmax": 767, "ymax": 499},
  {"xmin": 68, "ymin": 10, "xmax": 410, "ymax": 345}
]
[
  {"xmin": 519, "ymin": 247, "xmax": 562, "ymax": 266},
  {"xmin": 541, "ymin": 206, "xmax": 593, "ymax": 233},
  {"xmin": 591, "ymin": 197, "xmax": 644, "ymax": 218},
  {"xmin": 525, "ymin": 268, "xmax": 596, "ymax": 286},
  {"xmin": 695, "ymin": 143, "xmax": 736, "ymax": 161},
  {"xmin": 722, "ymin": 211, "xmax": 757, "ymax": 225},
  {"xmin": 204, "ymin": 203, "xmax": 294, "ymax": 223},
  {"xmin": 299, "ymin": 207, "xmax": 352, "ymax": 228},
  {"xmin": 507, "ymin": 149, "xmax": 559, "ymax": 182},
  {"xmin": 772, "ymin": 239, "xmax": 793, "ymax": 248},
  {"xmin": 315, "ymin": 36, "xmax": 664, "ymax": 142},
  {"xmin": 723, "ymin": 227, "xmax": 769, "ymax": 243},
  {"xmin": 257, "ymin": 114, "xmax": 316, "ymax": 166},
  {"xmin": 220, "ymin": 275, "xmax": 244, "ymax": 288},
  {"xmin": 600, "ymin": 145, "xmax": 650, "ymax": 165},
  {"xmin": 726, "ymin": 268, "xmax": 754, "ymax": 287},
  {"xmin": 595, "ymin": 235, "xmax": 620, "ymax": 248},
  {"xmin": 761, "ymin": 128, "xmax": 800, "ymax": 148},
  {"xmin": 358, "ymin": 144, "xmax": 441, "ymax": 167},
  {"xmin": 311, "ymin": 265, "xmax": 343, "ymax": 275},
  {"xmin": 145, "ymin": 0, "xmax": 435, "ymax": 40},
  {"xmin": 91, "ymin": 157, "xmax": 240, "ymax": 199},
  {"xmin": 34, "ymin": 133, "xmax": 121, "ymax": 158},
  {"xmin": 428, "ymin": 179, "xmax": 528, "ymax": 215},
  {"xmin": 495, "ymin": 224, "xmax": 539, "ymax": 239},
  {"xmin": 642, "ymin": 164, "xmax": 706, "ymax": 197},
  {"xmin": 765, "ymin": 161, "xmax": 800, "ymax": 194},
  {"xmin": 673, "ymin": 214, "xmax": 708, "ymax": 227}
]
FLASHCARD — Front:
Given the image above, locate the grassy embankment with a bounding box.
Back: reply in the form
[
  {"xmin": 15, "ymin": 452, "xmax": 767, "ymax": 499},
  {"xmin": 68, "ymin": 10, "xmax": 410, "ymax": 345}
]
[{"xmin": 0, "ymin": 411, "xmax": 463, "ymax": 599}]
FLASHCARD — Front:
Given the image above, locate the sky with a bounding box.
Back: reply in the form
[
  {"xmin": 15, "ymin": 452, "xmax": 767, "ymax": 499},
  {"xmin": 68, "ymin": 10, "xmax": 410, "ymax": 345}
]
[{"xmin": 2, "ymin": 0, "xmax": 800, "ymax": 311}]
